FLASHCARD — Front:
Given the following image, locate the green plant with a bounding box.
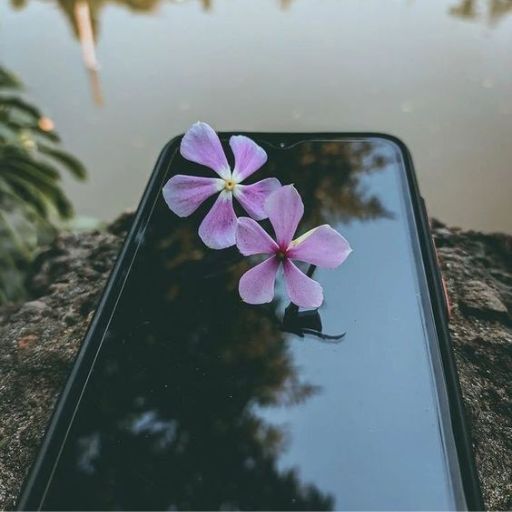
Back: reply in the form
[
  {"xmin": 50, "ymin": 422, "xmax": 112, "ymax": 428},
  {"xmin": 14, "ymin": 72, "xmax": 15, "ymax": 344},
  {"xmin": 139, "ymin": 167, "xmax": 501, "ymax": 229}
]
[{"xmin": 0, "ymin": 65, "xmax": 86, "ymax": 303}]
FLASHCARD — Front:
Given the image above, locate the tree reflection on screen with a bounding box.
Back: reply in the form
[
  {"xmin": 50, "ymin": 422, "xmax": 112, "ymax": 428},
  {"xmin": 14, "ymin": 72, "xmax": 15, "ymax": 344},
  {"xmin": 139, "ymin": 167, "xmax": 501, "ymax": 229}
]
[{"xmin": 43, "ymin": 140, "xmax": 389, "ymax": 510}]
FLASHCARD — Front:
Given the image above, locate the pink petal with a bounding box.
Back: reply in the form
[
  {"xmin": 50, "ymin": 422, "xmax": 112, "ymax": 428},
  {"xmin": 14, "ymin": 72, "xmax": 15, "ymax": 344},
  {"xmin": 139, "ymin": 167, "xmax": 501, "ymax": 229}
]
[
  {"xmin": 239, "ymin": 256, "xmax": 280, "ymax": 304},
  {"xmin": 265, "ymin": 185, "xmax": 304, "ymax": 248},
  {"xmin": 180, "ymin": 122, "xmax": 231, "ymax": 179},
  {"xmin": 230, "ymin": 135, "xmax": 268, "ymax": 181},
  {"xmin": 162, "ymin": 175, "xmax": 223, "ymax": 217},
  {"xmin": 287, "ymin": 225, "xmax": 352, "ymax": 268},
  {"xmin": 198, "ymin": 191, "xmax": 237, "ymax": 249},
  {"xmin": 236, "ymin": 217, "xmax": 279, "ymax": 256},
  {"xmin": 283, "ymin": 259, "xmax": 323, "ymax": 309},
  {"xmin": 234, "ymin": 178, "xmax": 281, "ymax": 220}
]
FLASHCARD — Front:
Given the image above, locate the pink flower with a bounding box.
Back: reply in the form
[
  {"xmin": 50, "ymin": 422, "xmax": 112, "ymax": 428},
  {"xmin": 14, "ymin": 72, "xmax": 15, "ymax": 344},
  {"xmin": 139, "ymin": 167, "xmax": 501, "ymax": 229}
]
[
  {"xmin": 236, "ymin": 185, "xmax": 352, "ymax": 309},
  {"xmin": 162, "ymin": 122, "xmax": 280, "ymax": 249}
]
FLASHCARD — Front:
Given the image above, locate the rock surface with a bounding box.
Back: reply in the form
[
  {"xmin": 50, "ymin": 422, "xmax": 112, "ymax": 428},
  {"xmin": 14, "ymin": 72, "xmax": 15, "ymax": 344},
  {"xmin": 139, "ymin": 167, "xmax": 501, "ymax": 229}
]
[
  {"xmin": 432, "ymin": 220, "xmax": 512, "ymax": 510},
  {"xmin": 0, "ymin": 215, "xmax": 511, "ymax": 510}
]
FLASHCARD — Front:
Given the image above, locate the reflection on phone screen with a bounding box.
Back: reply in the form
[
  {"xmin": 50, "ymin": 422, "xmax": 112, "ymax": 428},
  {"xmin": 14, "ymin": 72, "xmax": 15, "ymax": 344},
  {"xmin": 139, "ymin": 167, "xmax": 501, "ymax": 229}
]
[{"xmin": 39, "ymin": 138, "xmax": 465, "ymax": 510}]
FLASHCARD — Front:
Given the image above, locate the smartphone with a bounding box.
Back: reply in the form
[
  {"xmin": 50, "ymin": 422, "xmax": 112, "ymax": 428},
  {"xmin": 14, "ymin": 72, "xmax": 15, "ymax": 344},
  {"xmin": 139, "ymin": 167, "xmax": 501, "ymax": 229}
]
[{"xmin": 18, "ymin": 133, "xmax": 482, "ymax": 510}]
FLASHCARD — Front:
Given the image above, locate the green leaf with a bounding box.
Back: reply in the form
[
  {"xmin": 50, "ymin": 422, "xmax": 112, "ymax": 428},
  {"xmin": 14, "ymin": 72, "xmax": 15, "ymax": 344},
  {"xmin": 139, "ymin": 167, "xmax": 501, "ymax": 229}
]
[
  {"xmin": 0, "ymin": 95, "xmax": 42, "ymax": 121},
  {"xmin": 39, "ymin": 144, "xmax": 87, "ymax": 180},
  {"xmin": 0, "ymin": 68, "xmax": 21, "ymax": 90},
  {"xmin": 0, "ymin": 64, "xmax": 86, "ymax": 303}
]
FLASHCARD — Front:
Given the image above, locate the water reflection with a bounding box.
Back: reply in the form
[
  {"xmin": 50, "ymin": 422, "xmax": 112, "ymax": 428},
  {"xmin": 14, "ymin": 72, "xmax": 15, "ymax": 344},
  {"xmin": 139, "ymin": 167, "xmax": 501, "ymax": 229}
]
[
  {"xmin": 41, "ymin": 140, "xmax": 387, "ymax": 510},
  {"xmin": 450, "ymin": 0, "xmax": 512, "ymax": 24},
  {"xmin": 73, "ymin": 1, "xmax": 103, "ymax": 105},
  {"xmin": 9, "ymin": 0, "xmax": 299, "ymax": 104},
  {"xmin": 9, "ymin": 0, "xmax": 209, "ymax": 104},
  {"xmin": 282, "ymin": 265, "xmax": 345, "ymax": 342},
  {"xmin": 267, "ymin": 141, "xmax": 391, "ymax": 228},
  {"xmin": 5, "ymin": 0, "xmax": 512, "ymax": 233},
  {"xmin": 282, "ymin": 302, "xmax": 345, "ymax": 342}
]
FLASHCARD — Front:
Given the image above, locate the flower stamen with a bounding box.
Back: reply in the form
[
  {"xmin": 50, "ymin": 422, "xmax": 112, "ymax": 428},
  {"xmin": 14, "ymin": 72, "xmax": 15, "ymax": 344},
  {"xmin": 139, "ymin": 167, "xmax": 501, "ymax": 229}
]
[
  {"xmin": 276, "ymin": 249, "xmax": 287, "ymax": 261},
  {"xmin": 224, "ymin": 178, "xmax": 236, "ymax": 191}
]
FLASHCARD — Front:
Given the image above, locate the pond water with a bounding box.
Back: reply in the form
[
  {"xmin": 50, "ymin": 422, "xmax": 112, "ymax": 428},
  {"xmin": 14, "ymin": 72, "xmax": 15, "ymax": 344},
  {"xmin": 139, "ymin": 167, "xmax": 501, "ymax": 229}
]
[{"xmin": 1, "ymin": 0, "xmax": 512, "ymax": 233}]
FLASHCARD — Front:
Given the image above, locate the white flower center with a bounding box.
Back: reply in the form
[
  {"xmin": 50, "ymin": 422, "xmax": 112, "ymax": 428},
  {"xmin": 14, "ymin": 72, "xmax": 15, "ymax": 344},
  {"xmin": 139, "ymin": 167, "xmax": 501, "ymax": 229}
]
[{"xmin": 224, "ymin": 178, "xmax": 237, "ymax": 191}]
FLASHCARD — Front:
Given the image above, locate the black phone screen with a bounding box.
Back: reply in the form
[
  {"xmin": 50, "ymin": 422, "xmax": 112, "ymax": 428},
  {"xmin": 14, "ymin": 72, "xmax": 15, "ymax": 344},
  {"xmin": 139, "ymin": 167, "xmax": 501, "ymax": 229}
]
[{"xmin": 34, "ymin": 137, "xmax": 466, "ymax": 510}]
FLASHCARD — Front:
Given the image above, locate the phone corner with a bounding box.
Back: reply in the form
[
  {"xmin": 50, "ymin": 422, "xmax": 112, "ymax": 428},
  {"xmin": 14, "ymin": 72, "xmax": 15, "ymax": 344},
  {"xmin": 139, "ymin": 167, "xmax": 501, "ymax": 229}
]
[
  {"xmin": 163, "ymin": 133, "xmax": 184, "ymax": 152},
  {"xmin": 367, "ymin": 132, "xmax": 412, "ymax": 158}
]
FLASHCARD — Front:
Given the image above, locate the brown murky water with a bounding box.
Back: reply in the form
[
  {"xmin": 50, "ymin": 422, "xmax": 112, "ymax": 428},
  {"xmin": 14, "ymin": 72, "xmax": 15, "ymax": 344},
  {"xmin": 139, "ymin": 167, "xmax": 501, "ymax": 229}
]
[{"xmin": 2, "ymin": 0, "xmax": 512, "ymax": 233}]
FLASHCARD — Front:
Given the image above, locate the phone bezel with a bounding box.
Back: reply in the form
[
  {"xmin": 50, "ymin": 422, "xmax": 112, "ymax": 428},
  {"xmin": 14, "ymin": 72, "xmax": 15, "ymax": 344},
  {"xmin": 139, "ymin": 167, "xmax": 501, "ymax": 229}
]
[{"xmin": 16, "ymin": 133, "xmax": 484, "ymax": 511}]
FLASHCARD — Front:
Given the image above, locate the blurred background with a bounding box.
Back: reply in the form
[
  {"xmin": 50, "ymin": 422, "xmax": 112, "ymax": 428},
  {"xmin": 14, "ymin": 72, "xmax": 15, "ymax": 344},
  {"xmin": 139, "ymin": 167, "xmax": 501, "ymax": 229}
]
[{"xmin": 1, "ymin": 0, "xmax": 511, "ymax": 302}]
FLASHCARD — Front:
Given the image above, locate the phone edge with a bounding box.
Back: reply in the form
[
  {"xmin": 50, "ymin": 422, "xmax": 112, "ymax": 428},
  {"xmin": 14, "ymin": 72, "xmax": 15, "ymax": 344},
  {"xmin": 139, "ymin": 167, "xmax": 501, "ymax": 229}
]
[
  {"xmin": 16, "ymin": 137, "xmax": 181, "ymax": 510},
  {"xmin": 385, "ymin": 133, "xmax": 484, "ymax": 511}
]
